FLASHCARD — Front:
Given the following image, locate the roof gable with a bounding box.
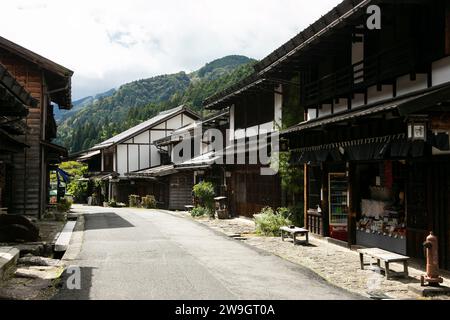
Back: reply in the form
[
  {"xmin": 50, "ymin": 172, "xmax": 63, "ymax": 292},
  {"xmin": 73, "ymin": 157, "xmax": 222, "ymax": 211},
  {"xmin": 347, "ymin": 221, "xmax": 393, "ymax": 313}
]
[
  {"xmin": 0, "ymin": 36, "xmax": 73, "ymax": 109},
  {"xmin": 92, "ymin": 105, "xmax": 201, "ymax": 149}
]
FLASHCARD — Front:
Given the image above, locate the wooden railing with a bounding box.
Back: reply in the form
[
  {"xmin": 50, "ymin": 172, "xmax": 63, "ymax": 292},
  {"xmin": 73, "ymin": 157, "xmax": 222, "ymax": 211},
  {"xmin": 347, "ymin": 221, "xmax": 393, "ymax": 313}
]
[
  {"xmin": 307, "ymin": 209, "xmax": 324, "ymax": 236},
  {"xmin": 303, "ymin": 40, "xmax": 418, "ymax": 107}
]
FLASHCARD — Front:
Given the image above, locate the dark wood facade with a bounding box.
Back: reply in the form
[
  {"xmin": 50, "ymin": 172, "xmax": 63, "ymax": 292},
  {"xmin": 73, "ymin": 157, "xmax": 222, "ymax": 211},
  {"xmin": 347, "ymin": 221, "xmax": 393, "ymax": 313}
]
[
  {"xmin": 226, "ymin": 165, "xmax": 281, "ymax": 218},
  {"xmin": 0, "ymin": 36, "xmax": 73, "ymax": 218},
  {"xmin": 201, "ymin": 0, "xmax": 450, "ymax": 269},
  {"xmin": 264, "ymin": 0, "xmax": 450, "ymax": 269},
  {"xmin": 0, "ymin": 62, "xmax": 35, "ymax": 212},
  {"xmin": 168, "ymin": 172, "xmax": 194, "ymax": 210}
]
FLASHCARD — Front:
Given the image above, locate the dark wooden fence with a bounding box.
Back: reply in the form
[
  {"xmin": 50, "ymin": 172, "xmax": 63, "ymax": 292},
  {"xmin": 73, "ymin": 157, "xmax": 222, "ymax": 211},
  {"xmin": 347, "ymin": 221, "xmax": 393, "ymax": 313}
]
[{"xmin": 307, "ymin": 209, "xmax": 324, "ymax": 236}]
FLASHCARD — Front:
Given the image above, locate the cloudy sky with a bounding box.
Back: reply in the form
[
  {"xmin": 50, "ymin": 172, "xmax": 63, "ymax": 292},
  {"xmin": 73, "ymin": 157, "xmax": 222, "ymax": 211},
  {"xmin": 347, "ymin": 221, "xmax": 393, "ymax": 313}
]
[{"xmin": 2, "ymin": 0, "xmax": 341, "ymax": 100}]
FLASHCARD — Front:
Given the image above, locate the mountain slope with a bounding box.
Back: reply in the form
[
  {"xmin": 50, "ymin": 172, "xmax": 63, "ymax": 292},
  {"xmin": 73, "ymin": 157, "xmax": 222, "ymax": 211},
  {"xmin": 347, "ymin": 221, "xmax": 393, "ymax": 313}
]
[
  {"xmin": 54, "ymin": 88, "xmax": 116, "ymax": 122},
  {"xmin": 55, "ymin": 55, "xmax": 256, "ymax": 153}
]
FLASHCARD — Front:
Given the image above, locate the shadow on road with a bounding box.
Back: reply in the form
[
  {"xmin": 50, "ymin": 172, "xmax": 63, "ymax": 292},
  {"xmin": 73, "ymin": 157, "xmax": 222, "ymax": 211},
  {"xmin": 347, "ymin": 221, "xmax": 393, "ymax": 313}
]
[
  {"xmin": 52, "ymin": 267, "xmax": 95, "ymax": 300},
  {"xmin": 84, "ymin": 212, "xmax": 135, "ymax": 231}
]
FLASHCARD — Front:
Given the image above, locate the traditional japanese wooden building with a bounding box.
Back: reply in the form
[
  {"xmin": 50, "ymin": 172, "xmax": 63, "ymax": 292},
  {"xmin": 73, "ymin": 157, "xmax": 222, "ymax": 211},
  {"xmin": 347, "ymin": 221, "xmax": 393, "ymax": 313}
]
[
  {"xmin": 78, "ymin": 105, "xmax": 200, "ymax": 205},
  {"xmin": 0, "ymin": 36, "xmax": 73, "ymax": 218},
  {"xmin": 202, "ymin": 75, "xmax": 287, "ymax": 217},
  {"xmin": 0, "ymin": 62, "xmax": 38, "ymax": 214},
  {"xmin": 251, "ymin": 0, "xmax": 450, "ymax": 269},
  {"xmin": 128, "ymin": 110, "xmax": 229, "ymax": 210}
]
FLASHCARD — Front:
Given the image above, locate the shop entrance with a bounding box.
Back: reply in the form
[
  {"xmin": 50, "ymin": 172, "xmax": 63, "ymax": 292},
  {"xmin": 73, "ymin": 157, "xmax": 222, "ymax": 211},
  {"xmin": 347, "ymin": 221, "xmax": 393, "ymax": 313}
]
[{"xmin": 353, "ymin": 161, "xmax": 407, "ymax": 255}]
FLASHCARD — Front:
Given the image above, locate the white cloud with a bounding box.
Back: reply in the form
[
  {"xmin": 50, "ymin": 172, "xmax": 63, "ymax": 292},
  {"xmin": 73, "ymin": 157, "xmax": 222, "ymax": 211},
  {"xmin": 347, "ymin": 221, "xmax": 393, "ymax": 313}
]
[{"xmin": 1, "ymin": 0, "xmax": 342, "ymax": 99}]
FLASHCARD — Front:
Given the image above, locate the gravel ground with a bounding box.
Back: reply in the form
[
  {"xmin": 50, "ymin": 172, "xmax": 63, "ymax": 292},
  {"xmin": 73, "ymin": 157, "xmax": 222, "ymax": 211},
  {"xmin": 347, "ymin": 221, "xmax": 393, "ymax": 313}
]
[{"xmin": 185, "ymin": 213, "xmax": 450, "ymax": 300}]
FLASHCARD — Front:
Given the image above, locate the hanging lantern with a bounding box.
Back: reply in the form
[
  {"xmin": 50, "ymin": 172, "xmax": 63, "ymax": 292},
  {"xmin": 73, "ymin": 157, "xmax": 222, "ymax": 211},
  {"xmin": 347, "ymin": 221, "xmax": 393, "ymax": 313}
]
[{"xmin": 407, "ymin": 116, "xmax": 428, "ymax": 141}]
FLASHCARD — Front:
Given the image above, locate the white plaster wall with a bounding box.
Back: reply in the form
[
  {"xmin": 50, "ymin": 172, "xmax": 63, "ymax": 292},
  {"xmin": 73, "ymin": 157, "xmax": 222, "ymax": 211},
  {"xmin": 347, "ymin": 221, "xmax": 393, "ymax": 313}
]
[
  {"xmin": 260, "ymin": 121, "xmax": 274, "ymax": 133},
  {"xmin": 113, "ymin": 148, "xmax": 117, "ymax": 172},
  {"xmin": 307, "ymin": 109, "xmax": 317, "ymax": 121},
  {"xmin": 150, "ymin": 130, "xmax": 166, "ymax": 167},
  {"xmin": 235, "ymin": 129, "xmax": 245, "ymax": 140},
  {"xmin": 153, "ymin": 122, "xmax": 166, "ymax": 130},
  {"xmin": 166, "ymin": 114, "xmax": 182, "ymax": 130},
  {"xmin": 351, "ymin": 93, "xmax": 365, "ymax": 109},
  {"xmin": 128, "ymin": 145, "xmax": 139, "ymax": 172},
  {"xmin": 151, "ymin": 145, "xmax": 161, "ymax": 167},
  {"xmin": 334, "ymin": 99, "xmax": 348, "ymax": 114},
  {"xmin": 432, "ymin": 56, "xmax": 450, "ymax": 87},
  {"xmin": 396, "ymin": 74, "xmax": 428, "ymax": 96},
  {"xmin": 202, "ymin": 142, "xmax": 209, "ymax": 154},
  {"xmin": 229, "ymin": 105, "xmax": 235, "ymax": 141},
  {"xmin": 150, "ymin": 130, "xmax": 166, "ymax": 142},
  {"xmin": 318, "ymin": 104, "xmax": 332, "ymax": 117},
  {"xmin": 134, "ymin": 131, "xmax": 150, "ymax": 144},
  {"xmin": 101, "ymin": 151, "xmax": 104, "ymax": 172},
  {"xmin": 246, "ymin": 125, "xmax": 259, "ymax": 138},
  {"xmin": 139, "ymin": 145, "xmax": 150, "ymax": 169},
  {"xmin": 367, "ymin": 85, "xmax": 393, "ymax": 104},
  {"xmin": 117, "ymin": 144, "xmax": 128, "ymax": 176},
  {"xmin": 182, "ymin": 115, "xmax": 196, "ymax": 126},
  {"xmin": 274, "ymin": 84, "xmax": 283, "ymax": 128}
]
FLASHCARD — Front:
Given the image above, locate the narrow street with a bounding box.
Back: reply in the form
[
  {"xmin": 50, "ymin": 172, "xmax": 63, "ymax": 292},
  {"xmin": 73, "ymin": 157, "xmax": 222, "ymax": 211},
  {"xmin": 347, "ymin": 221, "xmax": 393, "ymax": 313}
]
[{"xmin": 54, "ymin": 206, "xmax": 361, "ymax": 300}]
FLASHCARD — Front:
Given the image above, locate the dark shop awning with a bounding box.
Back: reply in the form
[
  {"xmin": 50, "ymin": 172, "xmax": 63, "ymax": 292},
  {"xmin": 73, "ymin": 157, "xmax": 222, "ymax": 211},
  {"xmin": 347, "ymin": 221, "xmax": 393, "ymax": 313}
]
[
  {"xmin": 41, "ymin": 140, "xmax": 68, "ymax": 164},
  {"xmin": 289, "ymin": 133, "xmax": 427, "ymax": 165},
  {"xmin": 397, "ymin": 83, "xmax": 450, "ymax": 116}
]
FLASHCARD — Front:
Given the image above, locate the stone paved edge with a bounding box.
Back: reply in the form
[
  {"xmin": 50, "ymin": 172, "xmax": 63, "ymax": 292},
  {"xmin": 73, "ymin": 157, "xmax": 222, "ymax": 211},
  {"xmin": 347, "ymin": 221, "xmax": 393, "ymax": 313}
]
[
  {"xmin": 61, "ymin": 214, "xmax": 85, "ymax": 263},
  {"xmin": 0, "ymin": 247, "xmax": 20, "ymax": 282}
]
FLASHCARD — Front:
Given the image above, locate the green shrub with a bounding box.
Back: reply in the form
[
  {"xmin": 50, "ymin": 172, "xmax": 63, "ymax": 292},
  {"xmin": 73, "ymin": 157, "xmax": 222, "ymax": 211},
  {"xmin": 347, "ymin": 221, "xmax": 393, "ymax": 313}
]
[
  {"xmin": 277, "ymin": 207, "xmax": 291, "ymax": 219},
  {"xmin": 109, "ymin": 198, "xmax": 118, "ymax": 208},
  {"xmin": 68, "ymin": 180, "xmax": 88, "ymax": 203},
  {"xmin": 288, "ymin": 204, "xmax": 304, "ymax": 227},
  {"xmin": 142, "ymin": 195, "xmax": 157, "ymax": 209},
  {"xmin": 192, "ymin": 182, "xmax": 215, "ymax": 211},
  {"xmin": 129, "ymin": 195, "xmax": 140, "ymax": 207},
  {"xmin": 57, "ymin": 198, "xmax": 73, "ymax": 213},
  {"xmin": 254, "ymin": 207, "xmax": 292, "ymax": 236},
  {"xmin": 191, "ymin": 206, "xmax": 211, "ymax": 218}
]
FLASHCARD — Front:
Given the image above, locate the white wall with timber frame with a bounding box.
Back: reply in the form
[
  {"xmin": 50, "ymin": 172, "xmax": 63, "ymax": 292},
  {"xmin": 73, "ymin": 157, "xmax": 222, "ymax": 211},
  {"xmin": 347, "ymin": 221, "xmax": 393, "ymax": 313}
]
[
  {"xmin": 230, "ymin": 84, "xmax": 282, "ymax": 142},
  {"xmin": 305, "ymin": 56, "xmax": 450, "ymax": 122},
  {"xmin": 112, "ymin": 113, "xmax": 196, "ymax": 177}
]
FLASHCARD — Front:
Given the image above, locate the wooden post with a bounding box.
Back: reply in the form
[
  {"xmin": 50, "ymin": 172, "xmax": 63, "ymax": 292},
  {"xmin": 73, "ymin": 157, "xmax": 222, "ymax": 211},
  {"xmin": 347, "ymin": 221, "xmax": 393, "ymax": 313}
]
[
  {"xmin": 347, "ymin": 162, "xmax": 354, "ymax": 248},
  {"xmin": 304, "ymin": 163, "xmax": 308, "ymax": 229}
]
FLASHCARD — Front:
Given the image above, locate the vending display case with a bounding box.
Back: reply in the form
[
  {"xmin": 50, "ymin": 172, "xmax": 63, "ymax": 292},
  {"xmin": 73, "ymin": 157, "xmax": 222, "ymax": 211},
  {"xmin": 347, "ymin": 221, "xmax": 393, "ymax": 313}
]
[{"xmin": 328, "ymin": 173, "xmax": 348, "ymax": 241}]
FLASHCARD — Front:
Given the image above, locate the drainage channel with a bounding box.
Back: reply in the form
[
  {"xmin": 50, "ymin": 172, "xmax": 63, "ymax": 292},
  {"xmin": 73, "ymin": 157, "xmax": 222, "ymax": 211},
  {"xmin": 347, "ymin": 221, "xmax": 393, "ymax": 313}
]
[{"xmin": 52, "ymin": 216, "xmax": 78, "ymax": 259}]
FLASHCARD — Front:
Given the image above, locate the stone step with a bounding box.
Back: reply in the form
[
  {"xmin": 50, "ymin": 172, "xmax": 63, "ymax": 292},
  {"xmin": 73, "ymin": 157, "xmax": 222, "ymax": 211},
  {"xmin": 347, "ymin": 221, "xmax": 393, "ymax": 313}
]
[
  {"xmin": 54, "ymin": 221, "xmax": 77, "ymax": 252},
  {"xmin": 0, "ymin": 247, "xmax": 20, "ymax": 281}
]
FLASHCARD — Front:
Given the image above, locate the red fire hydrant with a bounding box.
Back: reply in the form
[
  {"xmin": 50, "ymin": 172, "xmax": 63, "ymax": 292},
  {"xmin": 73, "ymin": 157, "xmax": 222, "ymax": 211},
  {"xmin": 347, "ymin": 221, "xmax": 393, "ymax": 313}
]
[{"xmin": 421, "ymin": 232, "xmax": 444, "ymax": 287}]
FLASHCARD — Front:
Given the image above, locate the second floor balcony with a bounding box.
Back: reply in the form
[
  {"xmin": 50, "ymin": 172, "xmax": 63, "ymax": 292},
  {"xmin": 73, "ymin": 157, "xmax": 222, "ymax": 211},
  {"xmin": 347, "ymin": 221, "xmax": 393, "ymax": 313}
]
[{"xmin": 302, "ymin": 40, "xmax": 422, "ymax": 108}]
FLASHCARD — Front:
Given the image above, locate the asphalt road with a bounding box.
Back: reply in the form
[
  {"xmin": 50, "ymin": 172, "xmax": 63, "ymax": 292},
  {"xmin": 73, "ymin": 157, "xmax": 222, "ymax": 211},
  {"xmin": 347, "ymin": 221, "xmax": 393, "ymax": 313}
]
[{"xmin": 55, "ymin": 206, "xmax": 361, "ymax": 300}]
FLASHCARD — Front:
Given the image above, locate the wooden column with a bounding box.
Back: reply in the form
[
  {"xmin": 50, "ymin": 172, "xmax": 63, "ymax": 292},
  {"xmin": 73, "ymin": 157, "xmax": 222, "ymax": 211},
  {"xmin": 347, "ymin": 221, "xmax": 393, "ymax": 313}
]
[
  {"xmin": 347, "ymin": 162, "xmax": 356, "ymax": 248},
  {"xmin": 304, "ymin": 163, "xmax": 308, "ymax": 228}
]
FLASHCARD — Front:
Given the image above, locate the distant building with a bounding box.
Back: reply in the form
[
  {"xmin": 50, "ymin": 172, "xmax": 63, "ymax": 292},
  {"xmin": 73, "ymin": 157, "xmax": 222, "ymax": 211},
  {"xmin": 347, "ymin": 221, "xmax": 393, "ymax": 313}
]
[
  {"xmin": 128, "ymin": 110, "xmax": 229, "ymax": 210},
  {"xmin": 200, "ymin": 75, "xmax": 284, "ymax": 218},
  {"xmin": 77, "ymin": 106, "xmax": 200, "ymax": 205}
]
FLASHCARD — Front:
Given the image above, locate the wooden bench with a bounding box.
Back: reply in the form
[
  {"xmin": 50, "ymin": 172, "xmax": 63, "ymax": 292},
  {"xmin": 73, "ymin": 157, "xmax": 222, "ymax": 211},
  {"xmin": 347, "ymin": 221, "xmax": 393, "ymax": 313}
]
[
  {"xmin": 280, "ymin": 226, "xmax": 309, "ymax": 245},
  {"xmin": 184, "ymin": 205, "xmax": 195, "ymax": 212},
  {"xmin": 357, "ymin": 248, "xmax": 410, "ymax": 279}
]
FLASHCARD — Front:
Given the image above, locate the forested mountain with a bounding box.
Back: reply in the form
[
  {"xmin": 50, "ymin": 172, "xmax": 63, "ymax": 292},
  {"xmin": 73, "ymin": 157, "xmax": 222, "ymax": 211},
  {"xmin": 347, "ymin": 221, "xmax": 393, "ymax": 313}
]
[
  {"xmin": 53, "ymin": 88, "xmax": 116, "ymax": 123},
  {"xmin": 55, "ymin": 55, "xmax": 256, "ymax": 153}
]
